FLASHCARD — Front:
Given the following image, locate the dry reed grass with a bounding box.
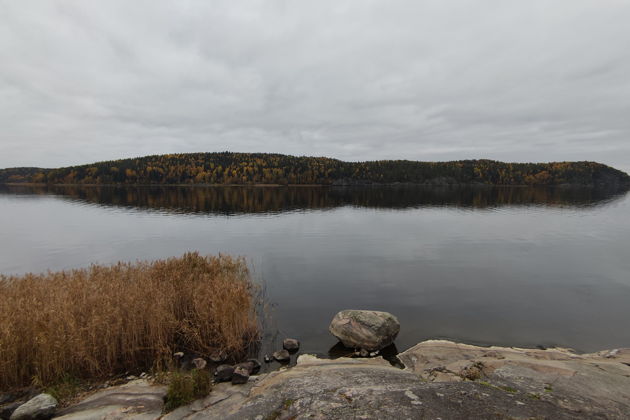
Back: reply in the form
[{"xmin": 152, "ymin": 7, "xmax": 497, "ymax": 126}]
[{"xmin": 0, "ymin": 252, "xmax": 259, "ymax": 390}]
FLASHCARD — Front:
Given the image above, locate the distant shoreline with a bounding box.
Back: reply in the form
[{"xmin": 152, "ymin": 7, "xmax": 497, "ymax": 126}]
[
  {"xmin": 2, "ymin": 153, "xmax": 629, "ymax": 187},
  {"xmin": 3, "ymin": 182, "xmax": 627, "ymax": 189}
]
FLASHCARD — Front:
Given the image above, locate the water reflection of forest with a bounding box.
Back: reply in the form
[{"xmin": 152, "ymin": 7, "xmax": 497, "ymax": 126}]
[{"xmin": 2, "ymin": 185, "xmax": 627, "ymax": 215}]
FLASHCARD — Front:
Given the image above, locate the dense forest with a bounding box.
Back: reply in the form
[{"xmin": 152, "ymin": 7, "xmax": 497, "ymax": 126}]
[{"xmin": 1, "ymin": 152, "xmax": 628, "ymax": 187}]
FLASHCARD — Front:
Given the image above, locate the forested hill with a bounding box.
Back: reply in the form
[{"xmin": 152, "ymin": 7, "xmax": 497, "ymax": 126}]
[{"xmin": 1, "ymin": 153, "xmax": 629, "ymax": 187}]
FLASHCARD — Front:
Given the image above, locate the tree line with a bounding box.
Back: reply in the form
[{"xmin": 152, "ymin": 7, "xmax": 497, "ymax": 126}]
[{"xmin": 1, "ymin": 152, "xmax": 628, "ymax": 186}]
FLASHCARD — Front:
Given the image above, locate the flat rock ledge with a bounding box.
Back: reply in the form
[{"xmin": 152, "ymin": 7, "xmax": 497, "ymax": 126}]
[
  {"xmin": 48, "ymin": 341, "xmax": 630, "ymax": 420},
  {"xmin": 52, "ymin": 380, "xmax": 167, "ymax": 420},
  {"xmin": 399, "ymin": 340, "xmax": 630, "ymax": 419}
]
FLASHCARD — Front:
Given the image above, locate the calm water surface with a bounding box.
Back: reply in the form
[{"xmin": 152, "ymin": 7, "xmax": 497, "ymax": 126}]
[{"xmin": 1, "ymin": 185, "xmax": 629, "ymax": 357}]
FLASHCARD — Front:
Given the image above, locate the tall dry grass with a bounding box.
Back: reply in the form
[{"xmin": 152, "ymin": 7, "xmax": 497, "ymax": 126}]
[{"xmin": 0, "ymin": 252, "xmax": 259, "ymax": 390}]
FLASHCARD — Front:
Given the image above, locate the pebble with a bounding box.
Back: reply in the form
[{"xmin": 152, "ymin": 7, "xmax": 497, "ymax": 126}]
[
  {"xmin": 231, "ymin": 366, "xmax": 250, "ymax": 385},
  {"xmin": 283, "ymin": 338, "xmax": 300, "ymax": 352},
  {"xmin": 273, "ymin": 349, "xmax": 290, "ymax": 363},
  {"xmin": 214, "ymin": 365, "xmax": 235, "ymax": 382},
  {"xmin": 192, "ymin": 358, "xmax": 207, "ymax": 370}
]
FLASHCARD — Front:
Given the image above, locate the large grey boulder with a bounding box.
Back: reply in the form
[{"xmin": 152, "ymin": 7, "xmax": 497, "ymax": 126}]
[
  {"xmin": 10, "ymin": 394, "xmax": 57, "ymax": 420},
  {"xmin": 329, "ymin": 310, "xmax": 400, "ymax": 351}
]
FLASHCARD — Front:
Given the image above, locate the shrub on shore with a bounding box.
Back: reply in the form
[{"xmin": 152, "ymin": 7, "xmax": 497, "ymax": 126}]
[
  {"xmin": 163, "ymin": 369, "xmax": 212, "ymax": 412},
  {"xmin": 0, "ymin": 253, "xmax": 259, "ymax": 390}
]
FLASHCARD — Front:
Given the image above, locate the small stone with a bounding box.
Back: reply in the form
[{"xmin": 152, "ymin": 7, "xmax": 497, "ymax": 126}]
[
  {"xmin": 9, "ymin": 393, "xmax": 57, "ymax": 420},
  {"xmin": 283, "ymin": 338, "xmax": 300, "ymax": 352},
  {"xmin": 231, "ymin": 366, "xmax": 250, "ymax": 385},
  {"xmin": 209, "ymin": 350, "xmax": 227, "ymax": 363},
  {"xmin": 273, "ymin": 349, "xmax": 290, "ymax": 363},
  {"xmin": 173, "ymin": 352, "xmax": 184, "ymax": 359},
  {"xmin": 369, "ymin": 351, "xmax": 379, "ymax": 357},
  {"xmin": 192, "ymin": 358, "xmax": 207, "ymax": 370},
  {"xmin": 605, "ymin": 349, "xmax": 619, "ymax": 358},
  {"xmin": 359, "ymin": 349, "xmax": 369, "ymax": 358},
  {"xmin": 264, "ymin": 354, "xmax": 272, "ymax": 363},
  {"xmin": 247, "ymin": 359, "xmax": 261, "ymax": 374},
  {"xmin": 235, "ymin": 359, "xmax": 260, "ymax": 375},
  {"xmin": 214, "ymin": 365, "xmax": 234, "ymax": 382},
  {"xmin": 139, "ymin": 372, "xmax": 147, "ymax": 379},
  {"xmin": 126, "ymin": 375, "xmax": 138, "ymax": 381}
]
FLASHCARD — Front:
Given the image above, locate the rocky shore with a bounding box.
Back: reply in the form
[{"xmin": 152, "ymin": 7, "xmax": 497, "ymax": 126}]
[{"xmin": 2, "ymin": 310, "xmax": 629, "ymax": 419}]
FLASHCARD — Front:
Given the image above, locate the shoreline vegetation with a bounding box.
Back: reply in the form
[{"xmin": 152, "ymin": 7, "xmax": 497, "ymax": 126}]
[
  {"xmin": 0, "ymin": 253, "xmax": 259, "ymax": 391},
  {"xmin": 1, "ymin": 152, "xmax": 629, "ymax": 187}
]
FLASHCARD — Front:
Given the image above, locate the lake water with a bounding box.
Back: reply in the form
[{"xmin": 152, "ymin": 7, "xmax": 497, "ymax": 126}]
[{"xmin": 1, "ymin": 184, "xmax": 630, "ymax": 358}]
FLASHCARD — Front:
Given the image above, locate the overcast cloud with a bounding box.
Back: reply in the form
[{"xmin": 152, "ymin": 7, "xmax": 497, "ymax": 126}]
[{"xmin": 1, "ymin": 0, "xmax": 630, "ymax": 172}]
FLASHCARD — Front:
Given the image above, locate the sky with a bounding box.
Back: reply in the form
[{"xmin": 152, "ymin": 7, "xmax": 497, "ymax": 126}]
[{"xmin": 1, "ymin": 0, "xmax": 629, "ymax": 173}]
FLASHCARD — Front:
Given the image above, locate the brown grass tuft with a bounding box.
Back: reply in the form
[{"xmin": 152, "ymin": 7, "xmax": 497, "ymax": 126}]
[{"xmin": 0, "ymin": 252, "xmax": 259, "ymax": 390}]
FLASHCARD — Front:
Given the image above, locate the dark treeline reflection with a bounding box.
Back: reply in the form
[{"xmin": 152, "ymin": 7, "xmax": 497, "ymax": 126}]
[{"xmin": 1, "ymin": 184, "xmax": 627, "ymax": 215}]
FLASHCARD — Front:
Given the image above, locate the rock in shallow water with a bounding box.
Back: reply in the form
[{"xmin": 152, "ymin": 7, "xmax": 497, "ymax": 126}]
[
  {"xmin": 246, "ymin": 359, "xmax": 261, "ymax": 374},
  {"xmin": 273, "ymin": 349, "xmax": 291, "ymax": 363},
  {"xmin": 235, "ymin": 359, "xmax": 261, "ymax": 375},
  {"xmin": 329, "ymin": 309, "xmax": 400, "ymax": 351},
  {"xmin": 9, "ymin": 393, "xmax": 57, "ymax": 420},
  {"xmin": 283, "ymin": 338, "xmax": 300, "ymax": 352}
]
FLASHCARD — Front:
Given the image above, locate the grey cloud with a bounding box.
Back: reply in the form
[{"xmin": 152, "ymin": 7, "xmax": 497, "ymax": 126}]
[{"xmin": 1, "ymin": 0, "xmax": 629, "ymax": 172}]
